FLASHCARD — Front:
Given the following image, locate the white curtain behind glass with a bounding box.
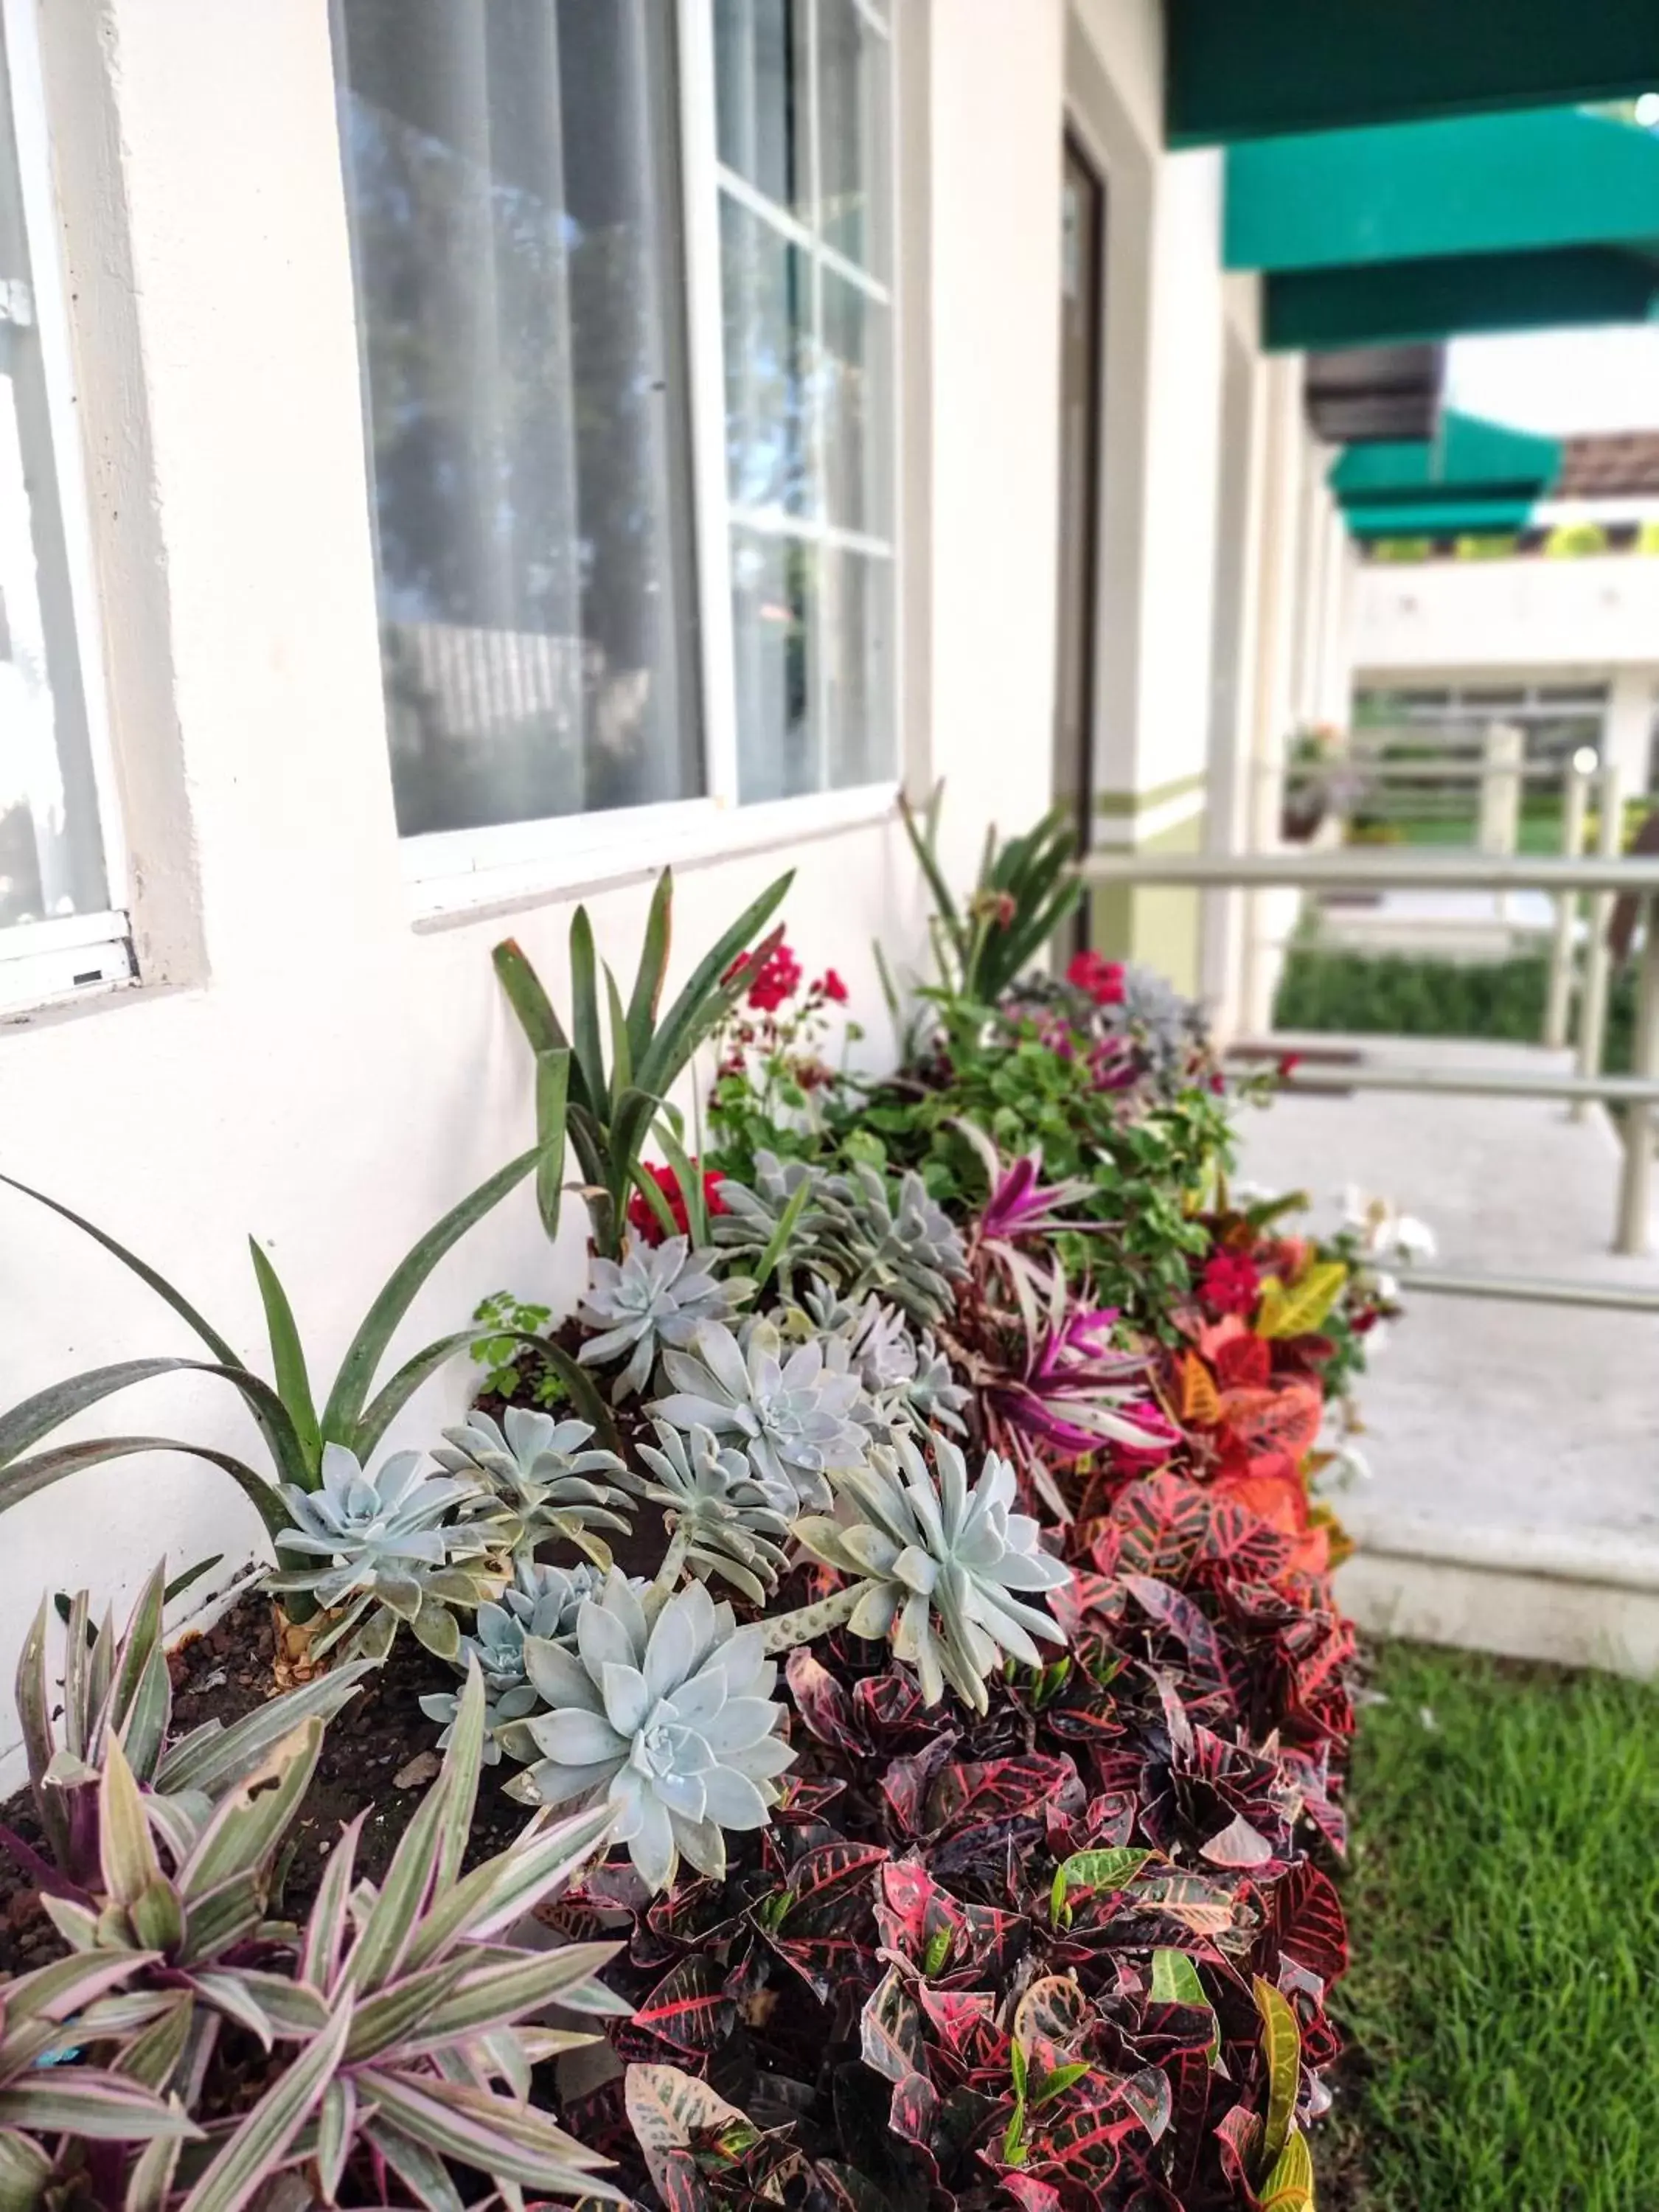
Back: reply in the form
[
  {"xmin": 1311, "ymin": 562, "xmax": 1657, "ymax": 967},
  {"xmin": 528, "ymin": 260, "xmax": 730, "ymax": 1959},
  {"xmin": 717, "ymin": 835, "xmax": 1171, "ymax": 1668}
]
[
  {"xmin": 335, "ymin": 0, "xmax": 701, "ymax": 838},
  {"xmin": 0, "ymin": 21, "xmax": 108, "ymax": 928}
]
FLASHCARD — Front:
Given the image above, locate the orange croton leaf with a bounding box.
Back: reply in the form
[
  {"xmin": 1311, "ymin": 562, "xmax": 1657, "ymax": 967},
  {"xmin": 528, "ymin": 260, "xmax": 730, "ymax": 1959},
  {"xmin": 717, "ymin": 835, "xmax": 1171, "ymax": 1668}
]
[
  {"xmin": 1217, "ymin": 1382, "xmax": 1323, "ymax": 1465},
  {"xmin": 1178, "ymin": 1352, "xmax": 1222, "ymax": 1427}
]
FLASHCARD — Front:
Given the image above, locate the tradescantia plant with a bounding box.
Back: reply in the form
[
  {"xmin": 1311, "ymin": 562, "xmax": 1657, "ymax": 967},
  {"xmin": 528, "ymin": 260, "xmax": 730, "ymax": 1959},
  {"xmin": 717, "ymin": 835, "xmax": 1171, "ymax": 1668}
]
[
  {"xmin": 2, "ymin": 1562, "xmax": 372, "ymax": 1899},
  {"xmin": 0, "ymin": 1950, "xmax": 198, "ymax": 2205},
  {"xmin": 774, "ymin": 1432, "xmax": 1071, "ymax": 1712},
  {"xmin": 7, "ymin": 1660, "xmax": 627, "ymax": 2210},
  {"xmin": 492, "ymin": 865, "xmax": 793, "ymax": 1257},
  {"xmin": 503, "ymin": 1573, "xmax": 794, "ymax": 1891}
]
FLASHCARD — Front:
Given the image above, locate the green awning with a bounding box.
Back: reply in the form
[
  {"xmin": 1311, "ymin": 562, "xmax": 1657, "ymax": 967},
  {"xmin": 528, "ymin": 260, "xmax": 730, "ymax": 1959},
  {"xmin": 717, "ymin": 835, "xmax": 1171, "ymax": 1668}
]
[
  {"xmin": 1166, "ymin": 0, "xmax": 1659, "ymax": 145},
  {"xmin": 1228, "ymin": 109, "xmax": 1659, "ymax": 274},
  {"xmin": 1331, "ymin": 412, "xmax": 1562, "ymax": 507},
  {"xmin": 1343, "ymin": 498, "xmax": 1537, "ymax": 538},
  {"xmin": 1261, "ymin": 244, "xmax": 1659, "ymax": 352}
]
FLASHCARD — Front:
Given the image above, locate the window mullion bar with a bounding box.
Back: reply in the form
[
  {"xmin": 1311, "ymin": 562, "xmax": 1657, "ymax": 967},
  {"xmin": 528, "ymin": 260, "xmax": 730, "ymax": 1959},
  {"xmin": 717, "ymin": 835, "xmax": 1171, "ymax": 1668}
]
[
  {"xmin": 678, "ymin": 0, "xmax": 741, "ymax": 809},
  {"xmin": 806, "ymin": 0, "xmax": 830, "ymax": 796}
]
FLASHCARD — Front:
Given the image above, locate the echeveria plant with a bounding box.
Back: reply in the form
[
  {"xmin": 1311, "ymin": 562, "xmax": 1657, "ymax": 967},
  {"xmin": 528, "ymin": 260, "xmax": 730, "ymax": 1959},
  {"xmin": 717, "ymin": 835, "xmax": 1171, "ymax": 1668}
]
[
  {"xmin": 577, "ymin": 1235, "xmax": 739, "ymax": 1400},
  {"xmin": 628, "ymin": 1419, "xmax": 793, "ymax": 1604},
  {"xmin": 504, "ymin": 1573, "xmax": 794, "ymax": 1891},
  {"xmin": 438, "ymin": 1404, "xmax": 633, "ymax": 1564},
  {"xmin": 268, "ymin": 1441, "xmax": 500, "ymax": 1662},
  {"xmin": 782, "ymin": 1433, "xmax": 1071, "ymax": 1712},
  {"xmin": 649, "ymin": 1318, "xmax": 868, "ymax": 1513}
]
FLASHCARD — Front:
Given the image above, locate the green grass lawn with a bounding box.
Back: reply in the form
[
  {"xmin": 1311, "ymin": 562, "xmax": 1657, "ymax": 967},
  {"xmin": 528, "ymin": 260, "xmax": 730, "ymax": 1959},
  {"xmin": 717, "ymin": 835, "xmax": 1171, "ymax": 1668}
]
[{"xmin": 1332, "ymin": 1644, "xmax": 1659, "ymax": 2212}]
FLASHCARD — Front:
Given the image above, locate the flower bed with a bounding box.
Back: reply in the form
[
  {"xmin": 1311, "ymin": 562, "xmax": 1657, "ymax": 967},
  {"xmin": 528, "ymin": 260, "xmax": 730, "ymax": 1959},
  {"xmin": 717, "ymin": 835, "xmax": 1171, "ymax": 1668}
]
[{"xmin": 0, "ymin": 805, "xmax": 1388, "ymax": 2210}]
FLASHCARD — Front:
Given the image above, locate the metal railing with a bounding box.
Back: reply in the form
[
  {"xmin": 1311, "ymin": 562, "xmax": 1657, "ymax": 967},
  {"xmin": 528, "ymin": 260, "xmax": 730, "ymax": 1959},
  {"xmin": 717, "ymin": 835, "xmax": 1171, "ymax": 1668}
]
[{"xmin": 1077, "ymin": 840, "xmax": 1659, "ymax": 1276}]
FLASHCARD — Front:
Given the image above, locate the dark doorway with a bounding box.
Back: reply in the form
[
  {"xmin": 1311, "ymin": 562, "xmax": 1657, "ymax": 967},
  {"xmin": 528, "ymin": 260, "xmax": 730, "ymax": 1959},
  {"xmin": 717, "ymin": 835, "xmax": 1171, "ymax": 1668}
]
[{"xmin": 1054, "ymin": 132, "xmax": 1105, "ymax": 948}]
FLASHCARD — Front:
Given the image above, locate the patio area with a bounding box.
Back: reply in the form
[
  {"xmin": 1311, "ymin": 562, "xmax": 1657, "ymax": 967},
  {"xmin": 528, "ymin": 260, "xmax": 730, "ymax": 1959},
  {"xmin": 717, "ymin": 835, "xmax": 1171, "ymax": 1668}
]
[{"xmin": 1238, "ymin": 1032, "xmax": 1659, "ymax": 1673}]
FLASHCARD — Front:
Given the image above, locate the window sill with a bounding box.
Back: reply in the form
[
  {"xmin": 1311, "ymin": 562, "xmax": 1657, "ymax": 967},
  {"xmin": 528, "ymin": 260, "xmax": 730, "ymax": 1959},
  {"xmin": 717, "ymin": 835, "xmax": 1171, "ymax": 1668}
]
[{"xmin": 406, "ymin": 783, "xmax": 900, "ymax": 933}]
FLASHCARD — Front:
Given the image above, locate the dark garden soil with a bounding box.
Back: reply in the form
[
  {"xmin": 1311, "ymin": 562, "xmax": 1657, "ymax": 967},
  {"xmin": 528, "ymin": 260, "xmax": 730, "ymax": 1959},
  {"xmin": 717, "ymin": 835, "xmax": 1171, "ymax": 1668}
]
[{"xmin": 0, "ymin": 1590, "xmax": 528, "ymax": 1978}]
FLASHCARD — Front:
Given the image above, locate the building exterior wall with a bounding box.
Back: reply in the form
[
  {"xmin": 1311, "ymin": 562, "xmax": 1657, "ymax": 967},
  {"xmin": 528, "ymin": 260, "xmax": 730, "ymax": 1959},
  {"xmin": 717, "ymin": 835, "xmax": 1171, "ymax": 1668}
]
[
  {"xmin": 1356, "ymin": 553, "xmax": 1659, "ymax": 676},
  {"xmin": 0, "ymin": 0, "xmax": 1091, "ymax": 1778}
]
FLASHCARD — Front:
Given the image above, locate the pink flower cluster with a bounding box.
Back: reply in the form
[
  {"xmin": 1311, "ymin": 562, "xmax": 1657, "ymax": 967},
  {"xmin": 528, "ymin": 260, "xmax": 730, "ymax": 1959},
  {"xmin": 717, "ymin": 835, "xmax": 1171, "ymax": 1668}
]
[{"xmin": 723, "ymin": 942, "xmax": 848, "ymax": 1014}]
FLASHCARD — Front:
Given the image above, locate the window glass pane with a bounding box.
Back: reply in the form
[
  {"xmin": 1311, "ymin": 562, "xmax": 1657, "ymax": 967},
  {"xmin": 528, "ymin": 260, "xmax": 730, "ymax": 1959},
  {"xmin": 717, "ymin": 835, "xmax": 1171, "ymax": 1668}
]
[
  {"xmin": 816, "ymin": 0, "xmax": 889, "ymax": 276},
  {"xmin": 823, "ymin": 548, "xmax": 891, "ymax": 790},
  {"xmin": 0, "ymin": 24, "xmax": 109, "ymax": 930},
  {"xmin": 731, "ymin": 529, "xmax": 815, "ymax": 801},
  {"xmin": 720, "ymin": 196, "xmax": 812, "ymax": 515},
  {"xmin": 820, "ymin": 271, "xmax": 889, "ymax": 536},
  {"xmin": 713, "ymin": 0, "xmax": 809, "ymax": 214},
  {"xmin": 335, "ymin": 0, "xmax": 702, "ymax": 839}
]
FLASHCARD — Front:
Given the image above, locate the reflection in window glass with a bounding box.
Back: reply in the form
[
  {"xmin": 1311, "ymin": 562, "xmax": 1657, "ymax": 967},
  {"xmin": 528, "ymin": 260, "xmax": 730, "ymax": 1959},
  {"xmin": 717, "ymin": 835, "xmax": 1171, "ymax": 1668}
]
[
  {"xmin": 713, "ymin": 0, "xmax": 896, "ymax": 803},
  {"xmin": 731, "ymin": 528, "xmax": 815, "ymax": 802},
  {"xmin": 0, "ymin": 21, "xmax": 109, "ymax": 930},
  {"xmin": 815, "ymin": 0, "xmax": 889, "ymax": 276},
  {"xmin": 719, "ymin": 198, "xmax": 811, "ymax": 515},
  {"xmin": 335, "ymin": 0, "xmax": 703, "ymax": 838},
  {"xmin": 713, "ymin": 0, "xmax": 810, "ymax": 215},
  {"xmin": 823, "ymin": 547, "xmax": 890, "ymax": 790},
  {"xmin": 821, "ymin": 268, "xmax": 890, "ymax": 537}
]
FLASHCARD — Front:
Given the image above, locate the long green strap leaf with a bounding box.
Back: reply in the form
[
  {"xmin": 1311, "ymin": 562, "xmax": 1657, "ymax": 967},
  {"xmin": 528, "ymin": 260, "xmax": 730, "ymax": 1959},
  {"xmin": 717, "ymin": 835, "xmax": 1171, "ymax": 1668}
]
[
  {"xmin": 490, "ymin": 939, "xmax": 592, "ymax": 1116},
  {"xmin": 652, "ymin": 1113, "xmax": 706, "ymax": 1245},
  {"xmin": 319, "ymin": 1145, "xmax": 543, "ymax": 1448},
  {"xmin": 248, "ymin": 1241, "xmax": 322, "ymax": 1478},
  {"xmin": 636, "ymin": 871, "xmax": 793, "ymax": 1098},
  {"xmin": 568, "ymin": 905, "xmax": 608, "ymax": 1114},
  {"xmin": 0, "ymin": 1436, "xmax": 291, "ymax": 1547},
  {"xmin": 0, "ymin": 1357, "xmax": 307, "ymax": 1489},
  {"xmin": 899, "ymin": 788, "xmax": 962, "ymax": 946},
  {"xmin": 625, "ymin": 868, "xmax": 675, "ymax": 1068},
  {"xmin": 0, "ymin": 1173, "xmax": 240, "ymax": 1364},
  {"xmin": 627, "ymin": 1158, "xmax": 681, "ymax": 1245},
  {"xmin": 604, "ymin": 963, "xmax": 633, "ymax": 1107},
  {"xmin": 534, "ymin": 1046, "xmax": 571, "ymax": 1242},
  {"xmin": 752, "ymin": 1176, "xmax": 812, "ymax": 1298}
]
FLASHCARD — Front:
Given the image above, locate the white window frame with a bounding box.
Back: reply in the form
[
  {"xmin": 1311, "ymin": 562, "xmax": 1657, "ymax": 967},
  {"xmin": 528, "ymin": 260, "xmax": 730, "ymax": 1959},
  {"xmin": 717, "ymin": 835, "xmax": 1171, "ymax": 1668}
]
[
  {"xmin": 399, "ymin": 0, "xmax": 900, "ymax": 922},
  {"xmin": 0, "ymin": 0, "xmax": 133, "ymax": 1008}
]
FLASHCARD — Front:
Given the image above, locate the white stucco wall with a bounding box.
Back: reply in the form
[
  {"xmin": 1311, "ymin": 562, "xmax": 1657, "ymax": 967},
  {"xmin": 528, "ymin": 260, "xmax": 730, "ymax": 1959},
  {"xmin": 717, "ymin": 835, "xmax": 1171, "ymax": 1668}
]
[{"xmin": 0, "ymin": 0, "xmax": 1088, "ymax": 1779}]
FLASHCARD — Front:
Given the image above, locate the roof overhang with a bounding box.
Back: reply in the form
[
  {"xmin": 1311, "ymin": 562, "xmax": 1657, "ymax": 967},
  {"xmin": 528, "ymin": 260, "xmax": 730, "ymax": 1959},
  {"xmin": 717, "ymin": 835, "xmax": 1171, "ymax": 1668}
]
[
  {"xmin": 1344, "ymin": 499, "xmax": 1536, "ymax": 538},
  {"xmin": 1330, "ymin": 412, "xmax": 1562, "ymax": 506},
  {"xmin": 1227, "ymin": 108, "xmax": 1659, "ymax": 274},
  {"xmin": 1261, "ymin": 244, "xmax": 1659, "ymax": 352},
  {"xmin": 1304, "ymin": 347, "xmax": 1445, "ymax": 445},
  {"xmin": 1166, "ymin": 0, "xmax": 1659, "ymax": 145}
]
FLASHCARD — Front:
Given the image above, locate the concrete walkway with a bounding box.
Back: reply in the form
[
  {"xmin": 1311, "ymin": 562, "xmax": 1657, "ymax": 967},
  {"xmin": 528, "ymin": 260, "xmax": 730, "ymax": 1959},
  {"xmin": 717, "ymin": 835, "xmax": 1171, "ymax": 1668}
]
[{"xmin": 1237, "ymin": 1034, "xmax": 1659, "ymax": 1674}]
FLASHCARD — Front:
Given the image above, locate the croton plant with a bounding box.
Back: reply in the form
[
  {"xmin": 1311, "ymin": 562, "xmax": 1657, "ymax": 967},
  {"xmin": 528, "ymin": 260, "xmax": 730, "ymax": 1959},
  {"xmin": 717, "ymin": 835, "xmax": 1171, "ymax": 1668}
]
[{"xmin": 0, "ymin": 799, "xmax": 1398, "ymax": 2210}]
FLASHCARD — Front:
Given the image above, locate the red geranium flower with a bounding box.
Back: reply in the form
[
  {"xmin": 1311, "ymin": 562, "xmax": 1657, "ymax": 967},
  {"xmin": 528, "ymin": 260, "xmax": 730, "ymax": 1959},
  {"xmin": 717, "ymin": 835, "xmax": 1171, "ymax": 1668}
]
[
  {"xmin": 627, "ymin": 1161, "xmax": 728, "ymax": 1245},
  {"xmin": 1200, "ymin": 1251, "xmax": 1262, "ymax": 1318},
  {"xmin": 746, "ymin": 942, "xmax": 803, "ymax": 1013},
  {"xmin": 1065, "ymin": 949, "xmax": 1127, "ymax": 1007},
  {"xmin": 817, "ymin": 968, "xmax": 849, "ymax": 1004}
]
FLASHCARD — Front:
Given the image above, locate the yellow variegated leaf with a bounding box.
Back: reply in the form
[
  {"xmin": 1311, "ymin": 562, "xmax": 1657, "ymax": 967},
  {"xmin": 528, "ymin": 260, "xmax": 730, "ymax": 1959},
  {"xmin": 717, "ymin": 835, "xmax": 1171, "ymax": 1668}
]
[
  {"xmin": 1256, "ymin": 1262, "xmax": 1347, "ymax": 1340},
  {"xmin": 1253, "ymin": 1976, "xmax": 1301, "ymax": 2163},
  {"xmin": 1179, "ymin": 1352, "xmax": 1221, "ymax": 1427},
  {"xmin": 1262, "ymin": 2127, "xmax": 1315, "ymax": 2211}
]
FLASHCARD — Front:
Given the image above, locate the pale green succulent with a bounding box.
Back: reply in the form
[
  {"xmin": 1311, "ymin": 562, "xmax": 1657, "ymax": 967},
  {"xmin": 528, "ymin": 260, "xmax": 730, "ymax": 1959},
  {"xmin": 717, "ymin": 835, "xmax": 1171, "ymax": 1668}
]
[
  {"xmin": 649, "ymin": 1317, "xmax": 869, "ymax": 1513},
  {"xmin": 790, "ymin": 1433, "xmax": 1071, "ymax": 1713},
  {"xmin": 504, "ymin": 1573, "xmax": 795, "ymax": 1891},
  {"xmin": 439, "ymin": 1405, "xmax": 633, "ymax": 1565},
  {"xmin": 420, "ymin": 1557, "xmax": 615, "ymax": 1762},
  {"xmin": 715, "ymin": 1152, "xmax": 964, "ymax": 1324},
  {"xmin": 802, "ymin": 1282, "xmax": 970, "ymax": 1441},
  {"xmin": 627, "ymin": 1420, "xmax": 793, "ymax": 1603},
  {"xmin": 268, "ymin": 1441, "xmax": 496, "ymax": 1661},
  {"xmin": 577, "ymin": 1235, "xmax": 741, "ymax": 1400}
]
